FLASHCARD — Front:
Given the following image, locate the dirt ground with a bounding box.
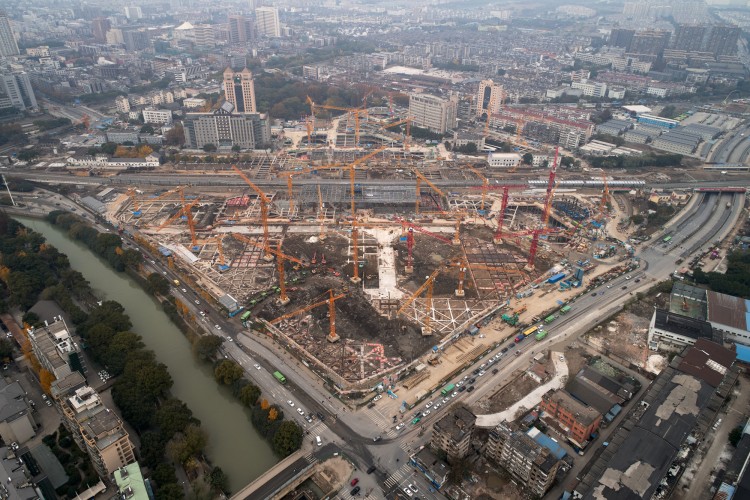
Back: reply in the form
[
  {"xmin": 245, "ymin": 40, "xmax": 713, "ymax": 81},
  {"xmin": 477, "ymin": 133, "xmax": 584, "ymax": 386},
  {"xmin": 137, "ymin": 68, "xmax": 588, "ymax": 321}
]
[
  {"xmin": 459, "ymin": 467, "xmax": 527, "ymax": 500},
  {"xmin": 484, "ymin": 373, "xmax": 541, "ymax": 414},
  {"xmin": 309, "ymin": 457, "xmax": 353, "ymax": 497},
  {"xmin": 583, "ymin": 310, "xmax": 651, "ymax": 369}
]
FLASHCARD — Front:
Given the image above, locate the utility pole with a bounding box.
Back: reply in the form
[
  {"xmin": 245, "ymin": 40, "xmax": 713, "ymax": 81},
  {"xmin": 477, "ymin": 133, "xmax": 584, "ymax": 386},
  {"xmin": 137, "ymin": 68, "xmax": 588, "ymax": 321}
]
[{"xmin": 1, "ymin": 175, "xmax": 16, "ymax": 207}]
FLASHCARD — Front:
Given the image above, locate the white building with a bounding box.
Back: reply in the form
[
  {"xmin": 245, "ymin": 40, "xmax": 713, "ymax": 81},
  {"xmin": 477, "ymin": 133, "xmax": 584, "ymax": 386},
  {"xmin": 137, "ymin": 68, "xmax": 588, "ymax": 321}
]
[
  {"xmin": 115, "ymin": 95, "xmax": 130, "ymax": 113},
  {"xmin": 408, "ymin": 93, "xmax": 457, "ymax": 134},
  {"xmin": 255, "ymin": 7, "xmax": 281, "ymax": 38},
  {"xmin": 26, "ymin": 46, "xmax": 49, "ymax": 57},
  {"xmin": 0, "ymin": 11, "xmax": 19, "ymax": 57},
  {"xmin": 647, "ymin": 309, "xmax": 718, "ymax": 351},
  {"xmin": 183, "ymin": 97, "xmax": 206, "ymax": 108},
  {"xmin": 488, "ymin": 152, "xmax": 522, "ymax": 169},
  {"xmin": 571, "ymin": 80, "xmax": 608, "ymax": 98},
  {"xmin": 142, "ymin": 108, "xmax": 173, "ymax": 125}
]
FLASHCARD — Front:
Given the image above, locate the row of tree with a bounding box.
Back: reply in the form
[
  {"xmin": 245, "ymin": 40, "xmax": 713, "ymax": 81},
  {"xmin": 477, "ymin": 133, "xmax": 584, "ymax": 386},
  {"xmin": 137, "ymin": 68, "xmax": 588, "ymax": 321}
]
[
  {"xmin": 194, "ymin": 336, "xmax": 303, "ymax": 458},
  {"xmin": 585, "ymin": 153, "xmax": 683, "ymax": 170},
  {"xmin": 693, "ymin": 250, "xmax": 750, "ymax": 299}
]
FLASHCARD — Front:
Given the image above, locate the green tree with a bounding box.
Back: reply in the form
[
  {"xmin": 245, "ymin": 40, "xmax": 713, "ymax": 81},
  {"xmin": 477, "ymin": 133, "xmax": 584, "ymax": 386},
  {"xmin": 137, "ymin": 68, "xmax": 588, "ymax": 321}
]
[
  {"xmin": 17, "ymin": 148, "xmax": 40, "ymax": 161},
  {"xmin": 147, "ymin": 273, "xmax": 171, "ymax": 295},
  {"xmin": 522, "ymin": 152, "xmax": 533, "ymax": 164},
  {"xmin": 202, "ymin": 143, "xmax": 217, "ymax": 152},
  {"xmin": 140, "ymin": 124, "xmax": 155, "ymax": 134},
  {"xmin": 155, "ymin": 398, "xmax": 199, "ymax": 438},
  {"xmin": 151, "ymin": 463, "xmax": 178, "ymax": 487},
  {"xmin": 0, "ymin": 338, "xmax": 13, "ymax": 360},
  {"xmin": 238, "ymin": 383, "xmax": 261, "ymax": 407},
  {"xmin": 208, "ymin": 467, "xmax": 229, "ymax": 493},
  {"xmin": 214, "ymin": 359, "xmax": 243, "ymax": 385},
  {"xmin": 630, "ymin": 214, "xmax": 645, "ymax": 225},
  {"xmin": 272, "ymin": 420, "xmax": 303, "ymax": 457},
  {"xmin": 139, "ymin": 431, "xmax": 167, "ymax": 469},
  {"xmin": 729, "ymin": 425, "xmax": 744, "ymax": 447},
  {"xmin": 231, "ymin": 145, "xmax": 241, "ymax": 152},
  {"xmin": 155, "ymin": 482, "xmax": 184, "ymax": 500},
  {"xmin": 165, "ymin": 424, "xmax": 207, "ymax": 464},
  {"xmin": 103, "ymin": 331, "xmax": 144, "ymax": 375},
  {"xmin": 193, "ymin": 335, "xmax": 223, "ymax": 361},
  {"xmin": 659, "ymin": 105, "xmax": 677, "ymax": 118}
]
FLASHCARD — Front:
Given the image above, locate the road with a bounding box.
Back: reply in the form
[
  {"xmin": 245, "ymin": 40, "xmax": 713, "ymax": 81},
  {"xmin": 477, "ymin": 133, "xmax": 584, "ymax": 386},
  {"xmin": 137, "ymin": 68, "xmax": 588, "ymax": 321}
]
[{"xmin": 13, "ymin": 185, "xmax": 745, "ymax": 499}]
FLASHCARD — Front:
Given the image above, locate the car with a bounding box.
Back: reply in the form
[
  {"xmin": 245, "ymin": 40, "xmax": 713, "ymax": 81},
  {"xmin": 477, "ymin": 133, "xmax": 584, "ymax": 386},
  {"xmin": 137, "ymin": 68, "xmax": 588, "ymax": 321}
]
[
  {"xmin": 591, "ymin": 292, "xmax": 597, "ymax": 297},
  {"xmin": 424, "ymin": 410, "xmax": 431, "ymax": 417},
  {"xmin": 10, "ymin": 442, "xmax": 18, "ymax": 450},
  {"xmin": 458, "ymin": 386, "xmax": 466, "ymax": 392},
  {"xmin": 451, "ymin": 391, "xmax": 458, "ymax": 398},
  {"xmin": 351, "ymin": 477, "xmax": 359, "ymax": 486},
  {"xmin": 501, "ymin": 347, "xmax": 508, "ymax": 353},
  {"xmin": 426, "ymin": 401, "xmax": 433, "ymax": 408},
  {"xmin": 411, "ymin": 417, "xmax": 421, "ymax": 425},
  {"xmin": 42, "ymin": 394, "xmax": 48, "ymax": 401},
  {"xmin": 456, "ymin": 380, "xmax": 464, "ymax": 387},
  {"xmin": 607, "ymin": 284, "xmax": 612, "ymax": 289},
  {"xmin": 442, "ymin": 398, "xmax": 449, "ymax": 404},
  {"xmin": 479, "ymin": 363, "xmax": 486, "ymax": 370},
  {"xmin": 199, "ymin": 311, "xmax": 206, "ymax": 317},
  {"xmin": 492, "ymin": 368, "xmax": 499, "ymax": 375},
  {"xmin": 316, "ymin": 435, "xmax": 322, "ymax": 446},
  {"xmin": 162, "ymin": 271, "xmax": 167, "ymax": 275},
  {"xmin": 296, "ymin": 408, "xmax": 304, "ymax": 416},
  {"xmin": 215, "ymin": 324, "xmax": 221, "ymax": 330},
  {"xmin": 403, "ymin": 487, "xmax": 413, "ymax": 497},
  {"xmin": 635, "ymin": 278, "xmax": 641, "ymax": 283},
  {"xmin": 559, "ymin": 355, "xmax": 565, "ymax": 361},
  {"xmin": 373, "ymin": 435, "xmax": 382, "ymax": 442},
  {"xmin": 625, "ymin": 275, "xmax": 632, "ymax": 280},
  {"xmin": 287, "ymin": 400, "xmax": 295, "ymax": 407},
  {"xmin": 181, "ymin": 288, "xmax": 187, "ymax": 293},
  {"xmin": 469, "ymin": 378, "xmax": 476, "ymax": 384},
  {"xmin": 473, "ymin": 368, "xmax": 480, "ymax": 375},
  {"xmin": 305, "ymin": 415, "xmax": 313, "ymax": 423},
  {"xmin": 45, "ymin": 400, "xmax": 52, "ymax": 406},
  {"xmin": 254, "ymin": 363, "xmax": 261, "ymax": 370},
  {"xmin": 435, "ymin": 402, "xmax": 442, "ymax": 409},
  {"xmin": 194, "ymin": 300, "xmax": 200, "ymax": 305},
  {"xmin": 395, "ymin": 423, "xmax": 405, "ymax": 431},
  {"xmin": 467, "ymin": 386, "xmax": 475, "ymax": 393},
  {"xmin": 367, "ymin": 465, "xmax": 377, "ymax": 474},
  {"xmin": 516, "ymin": 350, "xmax": 522, "ymax": 356},
  {"xmin": 622, "ymin": 286, "xmax": 627, "ymax": 290},
  {"xmin": 409, "ymin": 484, "xmax": 419, "ymax": 493},
  {"xmin": 373, "ymin": 394, "xmax": 382, "ymax": 401},
  {"xmin": 317, "ymin": 412, "xmax": 326, "ymax": 421},
  {"xmin": 150, "ymin": 259, "xmax": 156, "ymax": 264},
  {"xmin": 226, "ymin": 336, "xmax": 233, "ymax": 342}
]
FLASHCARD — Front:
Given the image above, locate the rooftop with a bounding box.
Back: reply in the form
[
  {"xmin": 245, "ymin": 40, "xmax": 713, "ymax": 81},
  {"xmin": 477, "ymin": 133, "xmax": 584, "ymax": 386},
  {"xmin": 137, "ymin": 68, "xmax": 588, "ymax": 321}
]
[
  {"xmin": 543, "ymin": 389, "xmax": 601, "ymax": 426},
  {"xmin": 114, "ymin": 462, "xmax": 149, "ymax": 500},
  {"xmin": 653, "ymin": 308, "xmax": 717, "ymax": 341},
  {"xmin": 676, "ymin": 339, "xmax": 735, "ymax": 388},
  {"xmin": 0, "ymin": 379, "xmax": 29, "ymax": 423},
  {"xmin": 706, "ymin": 290, "xmax": 749, "ymax": 331},
  {"xmin": 433, "ymin": 407, "xmax": 476, "ymax": 443}
]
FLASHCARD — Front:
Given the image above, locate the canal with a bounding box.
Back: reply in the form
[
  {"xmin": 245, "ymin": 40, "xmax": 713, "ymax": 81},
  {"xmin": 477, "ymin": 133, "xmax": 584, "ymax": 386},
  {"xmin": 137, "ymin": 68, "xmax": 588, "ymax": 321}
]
[{"xmin": 15, "ymin": 216, "xmax": 276, "ymax": 492}]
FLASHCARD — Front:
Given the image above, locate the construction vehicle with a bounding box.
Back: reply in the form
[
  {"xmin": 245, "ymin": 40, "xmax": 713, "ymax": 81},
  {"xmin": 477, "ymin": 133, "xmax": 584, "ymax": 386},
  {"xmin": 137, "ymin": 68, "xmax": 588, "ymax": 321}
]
[{"xmin": 270, "ymin": 289, "xmax": 346, "ymax": 342}]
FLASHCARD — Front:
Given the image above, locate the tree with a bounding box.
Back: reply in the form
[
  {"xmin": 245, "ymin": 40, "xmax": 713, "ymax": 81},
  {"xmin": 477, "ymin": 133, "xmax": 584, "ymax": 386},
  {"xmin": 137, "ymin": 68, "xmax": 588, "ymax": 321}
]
[
  {"xmin": 272, "ymin": 421, "xmax": 303, "ymax": 457},
  {"xmin": 729, "ymin": 425, "xmax": 744, "ymax": 447},
  {"xmin": 214, "ymin": 359, "xmax": 243, "ymax": 385},
  {"xmin": 231, "ymin": 145, "xmax": 241, "ymax": 152},
  {"xmin": 155, "ymin": 482, "xmax": 184, "ymax": 500},
  {"xmin": 155, "ymin": 398, "xmax": 199, "ymax": 438},
  {"xmin": 165, "ymin": 424, "xmax": 207, "ymax": 464},
  {"xmin": 0, "ymin": 338, "xmax": 13, "ymax": 361},
  {"xmin": 165, "ymin": 124, "xmax": 185, "ymax": 146},
  {"xmin": 151, "ymin": 463, "xmax": 178, "ymax": 487},
  {"xmin": 659, "ymin": 105, "xmax": 677, "ymax": 118},
  {"xmin": 522, "ymin": 152, "xmax": 533, "ymax": 165},
  {"xmin": 17, "ymin": 148, "xmax": 40, "ymax": 161},
  {"xmin": 139, "ymin": 431, "xmax": 167, "ymax": 469},
  {"xmin": 140, "ymin": 124, "xmax": 155, "ymax": 134},
  {"xmin": 203, "ymin": 143, "xmax": 217, "ymax": 152},
  {"xmin": 104, "ymin": 331, "xmax": 144, "ymax": 375},
  {"xmin": 147, "ymin": 273, "xmax": 171, "ymax": 295},
  {"xmin": 208, "ymin": 467, "xmax": 229, "ymax": 493},
  {"xmin": 630, "ymin": 214, "xmax": 645, "ymax": 225},
  {"xmin": 193, "ymin": 335, "xmax": 223, "ymax": 361},
  {"xmin": 238, "ymin": 383, "xmax": 261, "ymax": 407}
]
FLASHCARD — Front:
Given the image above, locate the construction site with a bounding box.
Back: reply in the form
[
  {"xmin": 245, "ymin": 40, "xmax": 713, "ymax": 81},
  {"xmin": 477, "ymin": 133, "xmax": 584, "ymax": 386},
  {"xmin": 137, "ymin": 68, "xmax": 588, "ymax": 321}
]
[{"xmin": 100, "ymin": 100, "xmax": 638, "ymax": 394}]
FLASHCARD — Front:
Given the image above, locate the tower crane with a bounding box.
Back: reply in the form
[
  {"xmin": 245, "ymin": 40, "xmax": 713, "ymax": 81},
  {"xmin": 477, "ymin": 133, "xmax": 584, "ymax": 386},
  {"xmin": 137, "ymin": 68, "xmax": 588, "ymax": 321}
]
[
  {"xmin": 127, "ymin": 188, "xmax": 141, "ymax": 217},
  {"xmin": 202, "ymin": 235, "xmax": 229, "ymax": 272},
  {"xmin": 469, "ymin": 184, "xmax": 526, "ymax": 243},
  {"xmin": 397, "ymin": 267, "xmax": 442, "ymax": 336},
  {"xmin": 466, "ymin": 165, "xmax": 489, "ymax": 213},
  {"xmin": 270, "ymin": 289, "xmax": 346, "ymax": 342},
  {"xmin": 451, "ymin": 258, "xmax": 526, "ymax": 297},
  {"xmin": 381, "ymin": 117, "xmax": 412, "ymax": 151},
  {"xmin": 231, "ymin": 165, "xmax": 272, "ymax": 260},
  {"xmin": 541, "ymin": 146, "xmax": 559, "ymax": 228},
  {"xmin": 345, "ymin": 146, "xmax": 387, "ymax": 216},
  {"xmin": 155, "ymin": 192, "xmax": 201, "ymax": 251},
  {"xmin": 598, "ymin": 173, "xmax": 610, "ymax": 223},
  {"xmin": 504, "ymin": 227, "xmax": 561, "ymax": 270},
  {"xmin": 413, "ymin": 169, "xmax": 447, "ymax": 215},
  {"xmin": 230, "ymin": 233, "xmax": 306, "ymax": 305},
  {"xmin": 306, "ymin": 96, "xmax": 369, "ymax": 147}
]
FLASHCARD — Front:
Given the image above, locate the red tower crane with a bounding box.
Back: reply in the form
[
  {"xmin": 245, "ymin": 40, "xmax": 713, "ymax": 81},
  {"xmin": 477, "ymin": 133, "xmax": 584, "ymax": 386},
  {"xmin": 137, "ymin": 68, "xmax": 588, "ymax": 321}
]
[{"xmin": 541, "ymin": 146, "xmax": 559, "ymax": 228}]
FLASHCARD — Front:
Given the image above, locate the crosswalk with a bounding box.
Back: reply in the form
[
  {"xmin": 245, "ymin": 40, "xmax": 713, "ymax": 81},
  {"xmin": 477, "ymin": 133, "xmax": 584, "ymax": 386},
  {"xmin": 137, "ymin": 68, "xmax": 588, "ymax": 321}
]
[
  {"xmin": 384, "ymin": 463, "xmax": 412, "ymax": 489},
  {"xmin": 303, "ymin": 452, "xmax": 317, "ymax": 465},
  {"xmin": 306, "ymin": 421, "xmax": 328, "ymax": 436}
]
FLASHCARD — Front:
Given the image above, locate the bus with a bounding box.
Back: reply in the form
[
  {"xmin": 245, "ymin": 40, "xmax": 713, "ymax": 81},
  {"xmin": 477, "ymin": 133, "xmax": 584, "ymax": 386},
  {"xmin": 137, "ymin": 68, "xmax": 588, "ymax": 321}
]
[
  {"xmin": 240, "ymin": 311, "xmax": 252, "ymax": 322},
  {"xmin": 441, "ymin": 383, "xmax": 456, "ymax": 396},
  {"xmin": 273, "ymin": 371, "xmax": 287, "ymax": 384},
  {"xmin": 523, "ymin": 325, "xmax": 539, "ymax": 337},
  {"xmin": 663, "ymin": 235, "xmax": 672, "ymax": 243}
]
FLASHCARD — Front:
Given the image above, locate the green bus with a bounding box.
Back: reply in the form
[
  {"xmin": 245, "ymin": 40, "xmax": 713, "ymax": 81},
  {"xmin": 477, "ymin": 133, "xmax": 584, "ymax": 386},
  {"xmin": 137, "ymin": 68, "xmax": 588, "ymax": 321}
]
[
  {"xmin": 441, "ymin": 383, "xmax": 456, "ymax": 396},
  {"xmin": 273, "ymin": 371, "xmax": 287, "ymax": 384},
  {"xmin": 240, "ymin": 311, "xmax": 252, "ymax": 321}
]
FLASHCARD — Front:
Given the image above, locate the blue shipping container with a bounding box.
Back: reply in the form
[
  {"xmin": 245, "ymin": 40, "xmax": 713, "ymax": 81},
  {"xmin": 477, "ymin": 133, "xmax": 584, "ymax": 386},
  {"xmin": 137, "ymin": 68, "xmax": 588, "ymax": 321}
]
[{"xmin": 547, "ymin": 272, "xmax": 566, "ymax": 284}]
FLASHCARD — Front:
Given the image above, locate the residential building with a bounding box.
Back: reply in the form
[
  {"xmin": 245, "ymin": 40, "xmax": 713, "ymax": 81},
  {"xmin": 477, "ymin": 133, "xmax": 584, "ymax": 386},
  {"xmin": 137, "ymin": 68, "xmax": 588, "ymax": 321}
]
[
  {"xmin": 0, "ymin": 11, "xmax": 19, "ymax": 57},
  {"xmin": 576, "ymin": 339, "xmax": 737, "ymax": 500},
  {"xmin": 488, "ymin": 152, "xmax": 521, "ymax": 169},
  {"xmin": 91, "ymin": 18, "xmax": 111, "ymax": 43},
  {"xmin": 608, "ymin": 87, "xmax": 626, "ymax": 99},
  {"xmin": 0, "ymin": 72, "xmax": 37, "ymax": 111},
  {"xmin": 302, "ymin": 65, "xmax": 320, "ymax": 80},
  {"xmin": 0, "ymin": 445, "xmax": 38, "ymax": 500},
  {"xmin": 122, "ymin": 29, "xmax": 149, "ymax": 52},
  {"xmin": 410, "ymin": 447, "xmax": 450, "ymax": 490},
  {"xmin": 58, "ymin": 386, "xmax": 135, "ymax": 478},
  {"xmin": 706, "ymin": 25, "xmax": 741, "ymax": 57},
  {"xmin": 408, "ymin": 93, "xmax": 457, "ymax": 134},
  {"xmin": 115, "ymin": 95, "xmax": 130, "ymax": 114},
  {"xmin": 123, "ymin": 6, "xmax": 143, "ymax": 20},
  {"xmin": 430, "ymin": 407, "xmax": 475, "ymax": 461},
  {"xmin": 183, "ymin": 97, "xmax": 206, "ymax": 108},
  {"xmin": 114, "ymin": 463, "xmax": 149, "ymax": 500},
  {"xmin": 142, "ymin": 108, "xmax": 172, "ymax": 125},
  {"xmin": 183, "ymin": 101, "xmax": 271, "ymax": 149},
  {"xmin": 193, "ymin": 24, "xmax": 215, "ymax": 49},
  {"xmin": 223, "ymin": 67, "xmax": 256, "ymax": 113},
  {"xmin": 0, "ymin": 379, "xmax": 36, "ymax": 445},
  {"xmin": 25, "ymin": 46, "xmax": 49, "ymax": 57},
  {"xmin": 540, "ymin": 389, "xmax": 602, "ymax": 447},
  {"xmin": 26, "ymin": 318, "xmax": 83, "ymax": 380},
  {"xmin": 228, "ymin": 15, "xmax": 252, "ymax": 45},
  {"xmin": 255, "ymin": 7, "xmax": 281, "ymax": 38},
  {"xmin": 476, "ymin": 79, "xmax": 504, "ymax": 117},
  {"xmin": 609, "ymin": 28, "xmax": 635, "ymax": 50},
  {"xmin": 628, "ymin": 30, "xmax": 671, "ymax": 57},
  {"xmin": 571, "ymin": 80, "xmax": 608, "ymax": 98},
  {"xmin": 487, "ymin": 422, "xmax": 564, "ymax": 497}
]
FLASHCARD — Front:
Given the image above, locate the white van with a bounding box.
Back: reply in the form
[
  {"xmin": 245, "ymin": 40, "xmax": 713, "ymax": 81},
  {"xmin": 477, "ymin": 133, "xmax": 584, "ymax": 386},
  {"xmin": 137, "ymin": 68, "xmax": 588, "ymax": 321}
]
[{"xmin": 316, "ymin": 436, "xmax": 322, "ymax": 446}]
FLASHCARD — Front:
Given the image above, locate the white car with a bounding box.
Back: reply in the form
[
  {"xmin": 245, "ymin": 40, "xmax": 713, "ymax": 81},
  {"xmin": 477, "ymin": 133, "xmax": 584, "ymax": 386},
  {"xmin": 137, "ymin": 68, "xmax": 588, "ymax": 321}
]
[
  {"xmin": 425, "ymin": 401, "xmax": 433, "ymax": 408},
  {"xmin": 373, "ymin": 394, "xmax": 382, "ymax": 401},
  {"xmin": 296, "ymin": 408, "xmax": 304, "ymax": 416},
  {"xmin": 395, "ymin": 423, "xmax": 405, "ymax": 431},
  {"xmin": 435, "ymin": 403, "xmax": 441, "ymax": 409},
  {"xmin": 215, "ymin": 325, "xmax": 221, "ymax": 330},
  {"xmin": 442, "ymin": 398, "xmax": 449, "ymax": 404},
  {"xmin": 226, "ymin": 336, "xmax": 233, "ymax": 342},
  {"xmin": 287, "ymin": 400, "xmax": 295, "ymax": 407},
  {"xmin": 253, "ymin": 363, "xmax": 261, "ymax": 370},
  {"xmin": 607, "ymin": 284, "xmax": 612, "ymax": 289},
  {"xmin": 181, "ymin": 288, "xmax": 187, "ymax": 293},
  {"xmin": 194, "ymin": 300, "xmax": 200, "ymax": 305},
  {"xmin": 409, "ymin": 484, "xmax": 419, "ymax": 493},
  {"xmin": 403, "ymin": 487, "xmax": 413, "ymax": 497},
  {"xmin": 424, "ymin": 410, "xmax": 431, "ymax": 417},
  {"xmin": 625, "ymin": 275, "xmax": 632, "ymax": 280}
]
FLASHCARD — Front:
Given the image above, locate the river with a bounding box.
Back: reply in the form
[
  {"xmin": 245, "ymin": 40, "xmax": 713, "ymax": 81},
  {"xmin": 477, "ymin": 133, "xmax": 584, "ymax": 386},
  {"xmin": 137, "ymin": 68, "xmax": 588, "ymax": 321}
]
[{"xmin": 15, "ymin": 216, "xmax": 276, "ymax": 492}]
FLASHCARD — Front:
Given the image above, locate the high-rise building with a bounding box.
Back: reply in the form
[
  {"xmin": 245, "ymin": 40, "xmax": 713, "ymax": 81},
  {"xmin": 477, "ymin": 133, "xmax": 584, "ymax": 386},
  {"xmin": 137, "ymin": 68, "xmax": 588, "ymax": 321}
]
[
  {"xmin": 0, "ymin": 11, "xmax": 19, "ymax": 57},
  {"xmin": 672, "ymin": 24, "xmax": 707, "ymax": 52},
  {"xmin": 91, "ymin": 17, "xmax": 111, "ymax": 43},
  {"xmin": 183, "ymin": 101, "xmax": 271, "ymax": 149},
  {"xmin": 223, "ymin": 67, "xmax": 256, "ymax": 113},
  {"xmin": 628, "ymin": 30, "xmax": 671, "ymax": 56},
  {"xmin": 705, "ymin": 25, "xmax": 741, "ymax": 57},
  {"xmin": 123, "ymin": 6, "xmax": 143, "ymax": 20},
  {"xmin": 430, "ymin": 407, "xmax": 476, "ymax": 462},
  {"xmin": 193, "ymin": 24, "xmax": 215, "ymax": 48},
  {"xmin": 115, "ymin": 95, "xmax": 131, "ymax": 113},
  {"xmin": 476, "ymin": 79, "xmax": 504, "ymax": 118},
  {"xmin": 228, "ymin": 14, "xmax": 252, "ymax": 45},
  {"xmin": 0, "ymin": 71, "xmax": 37, "ymax": 111},
  {"xmin": 123, "ymin": 29, "xmax": 150, "ymax": 52},
  {"xmin": 408, "ymin": 93, "xmax": 457, "ymax": 134},
  {"xmin": 106, "ymin": 28, "xmax": 124, "ymax": 45},
  {"xmin": 255, "ymin": 7, "xmax": 281, "ymax": 38},
  {"xmin": 609, "ymin": 28, "xmax": 635, "ymax": 50}
]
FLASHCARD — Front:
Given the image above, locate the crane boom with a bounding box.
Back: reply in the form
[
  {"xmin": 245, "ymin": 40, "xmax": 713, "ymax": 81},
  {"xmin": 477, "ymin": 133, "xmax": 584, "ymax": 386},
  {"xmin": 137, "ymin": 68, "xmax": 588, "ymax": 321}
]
[
  {"xmin": 231, "ymin": 165, "xmax": 271, "ymax": 258},
  {"xmin": 270, "ymin": 289, "xmax": 346, "ymax": 342},
  {"xmin": 413, "ymin": 169, "xmax": 446, "ymax": 214},
  {"xmin": 395, "ymin": 218, "xmax": 452, "ymax": 244},
  {"xmin": 397, "ymin": 267, "xmax": 441, "ymax": 315}
]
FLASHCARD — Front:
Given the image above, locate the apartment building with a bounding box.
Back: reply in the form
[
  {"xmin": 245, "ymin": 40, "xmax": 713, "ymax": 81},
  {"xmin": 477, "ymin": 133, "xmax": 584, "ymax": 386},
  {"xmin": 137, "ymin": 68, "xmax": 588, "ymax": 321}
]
[
  {"xmin": 26, "ymin": 318, "xmax": 83, "ymax": 380},
  {"xmin": 571, "ymin": 80, "xmax": 608, "ymax": 98},
  {"xmin": 255, "ymin": 7, "xmax": 281, "ymax": 38},
  {"xmin": 115, "ymin": 95, "xmax": 130, "ymax": 114},
  {"xmin": 488, "ymin": 152, "xmax": 521, "ymax": 169},
  {"xmin": 223, "ymin": 67, "xmax": 256, "ymax": 113},
  {"xmin": 540, "ymin": 389, "xmax": 602, "ymax": 447},
  {"xmin": 476, "ymin": 79, "xmax": 504, "ymax": 117},
  {"xmin": 0, "ymin": 72, "xmax": 37, "ymax": 111},
  {"xmin": 142, "ymin": 108, "xmax": 173, "ymax": 125},
  {"xmin": 430, "ymin": 407, "xmax": 476, "ymax": 461},
  {"xmin": 57, "ymin": 384, "xmax": 135, "ymax": 478},
  {"xmin": 487, "ymin": 423, "xmax": 564, "ymax": 497},
  {"xmin": 408, "ymin": 93, "xmax": 457, "ymax": 134}
]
